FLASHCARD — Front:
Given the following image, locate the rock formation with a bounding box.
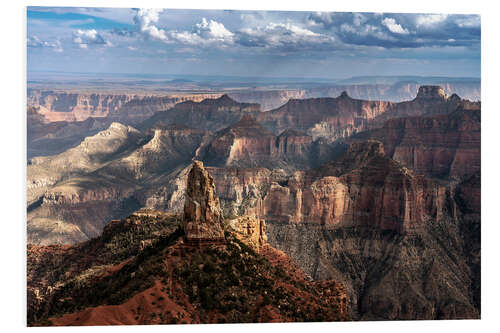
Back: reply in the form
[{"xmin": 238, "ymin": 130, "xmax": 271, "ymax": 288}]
[
  {"xmin": 226, "ymin": 215, "xmax": 267, "ymax": 251},
  {"xmin": 229, "ymin": 81, "xmax": 480, "ymax": 111},
  {"xmin": 139, "ymin": 94, "xmax": 261, "ymax": 133},
  {"xmin": 27, "ymin": 89, "xmax": 223, "ymax": 124},
  {"xmin": 201, "ymin": 115, "xmax": 277, "ymax": 167},
  {"xmin": 351, "ymin": 107, "xmax": 481, "ymax": 179},
  {"xmin": 27, "ymin": 210, "xmax": 349, "ymax": 325},
  {"xmin": 256, "ymin": 93, "xmax": 393, "ymax": 141},
  {"xmin": 183, "ymin": 160, "xmax": 225, "ymax": 245},
  {"xmin": 263, "ymin": 141, "xmax": 446, "ymax": 232}
]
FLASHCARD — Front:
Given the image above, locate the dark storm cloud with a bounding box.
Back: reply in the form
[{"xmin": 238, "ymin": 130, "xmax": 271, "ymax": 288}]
[{"xmin": 307, "ymin": 12, "xmax": 480, "ymax": 49}]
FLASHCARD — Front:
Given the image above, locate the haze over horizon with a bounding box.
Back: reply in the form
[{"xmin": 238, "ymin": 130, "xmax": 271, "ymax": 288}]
[{"xmin": 27, "ymin": 7, "xmax": 481, "ymax": 79}]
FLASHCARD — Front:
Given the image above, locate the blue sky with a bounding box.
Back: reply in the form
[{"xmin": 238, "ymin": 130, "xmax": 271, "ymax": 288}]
[{"xmin": 27, "ymin": 7, "xmax": 481, "ymax": 79}]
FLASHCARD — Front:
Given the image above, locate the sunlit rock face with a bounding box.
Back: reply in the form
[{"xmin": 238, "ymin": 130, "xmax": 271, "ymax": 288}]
[{"xmin": 183, "ymin": 160, "xmax": 225, "ymax": 244}]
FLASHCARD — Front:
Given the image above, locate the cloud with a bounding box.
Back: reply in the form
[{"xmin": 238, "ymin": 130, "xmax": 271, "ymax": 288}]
[
  {"xmin": 27, "ymin": 35, "xmax": 63, "ymax": 52},
  {"xmin": 237, "ymin": 22, "xmax": 334, "ymax": 50},
  {"xmin": 307, "ymin": 12, "xmax": 479, "ymax": 49},
  {"xmin": 131, "ymin": 9, "xmax": 234, "ymax": 47},
  {"xmin": 169, "ymin": 18, "xmax": 235, "ymax": 46},
  {"xmin": 195, "ymin": 18, "xmax": 234, "ymax": 42},
  {"xmin": 415, "ymin": 14, "xmax": 448, "ymax": 27},
  {"xmin": 382, "ymin": 18, "xmax": 409, "ymax": 34},
  {"xmin": 133, "ymin": 8, "xmax": 169, "ymax": 42},
  {"xmin": 72, "ymin": 29, "xmax": 107, "ymax": 48}
]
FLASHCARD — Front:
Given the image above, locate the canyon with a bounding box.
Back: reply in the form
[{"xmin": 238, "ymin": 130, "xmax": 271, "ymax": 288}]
[
  {"xmin": 27, "ymin": 162, "xmax": 348, "ymax": 325},
  {"xmin": 27, "ymin": 85, "xmax": 481, "ymax": 321}
]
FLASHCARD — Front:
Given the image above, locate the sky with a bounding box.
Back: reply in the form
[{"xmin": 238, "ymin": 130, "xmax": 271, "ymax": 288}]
[{"xmin": 26, "ymin": 7, "xmax": 481, "ymax": 79}]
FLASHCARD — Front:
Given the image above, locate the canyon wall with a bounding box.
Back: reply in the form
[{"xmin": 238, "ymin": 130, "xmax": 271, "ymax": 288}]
[
  {"xmin": 230, "ymin": 81, "xmax": 480, "ymax": 110},
  {"xmin": 28, "ymin": 89, "xmax": 222, "ymax": 124}
]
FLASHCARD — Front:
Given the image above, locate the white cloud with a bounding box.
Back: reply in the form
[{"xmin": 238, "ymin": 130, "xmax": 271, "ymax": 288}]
[
  {"xmin": 415, "ymin": 14, "xmax": 448, "ymax": 27},
  {"xmin": 132, "ymin": 10, "xmax": 234, "ymax": 47},
  {"xmin": 195, "ymin": 18, "xmax": 234, "ymax": 41},
  {"xmin": 382, "ymin": 18, "xmax": 409, "ymax": 34},
  {"xmin": 127, "ymin": 46, "xmax": 137, "ymax": 51},
  {"xmin": 169, "ymin": 18, "xmax": 234, "ymax": 46},
  {"xmin": 238, "ymin": 22, "xmax": 334, "ymax": 49},
  {"xmin": 72, "ymin": 29, "xmax": 107, "ymax": 48},
  {"xmin": 133, "ymin": 8, "xmax": 169, "ymax": 42},
  {"xmin": 168, "ymin": 31, "xmax": 203, "ymax": 45},
  {"xmin": 27, "ymin": 35, "xmax": 63, "ymax": 52}
]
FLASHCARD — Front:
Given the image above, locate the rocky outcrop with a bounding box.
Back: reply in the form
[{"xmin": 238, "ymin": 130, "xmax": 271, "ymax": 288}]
[
  {"xmin": 226, "ymin": 215, "xmax": 267, "ymax": 251},
  {"xmin": 108, "ymin": 93, "xmax": 223, "ymax": 124},
  {"xmin": 258, "ymin": 141, "xmax": 446, "ymax": 232},
  {"xmin": 201, "ymin": 115, "xmax": 277, "ymax": 167},
  {"xmin": 183, "ymin": 161, "xmax": 225, "ymax": 244},
  {"xmin": 257, "ymin": 92, "xmax": 394, "ymax": 141},
  {"xmin": 139, "ymin": 95, "xmax": 261, "ymax": 132},
  {"xmin": 415, "ymin": 85, "xmax": 448, "ymax": 99},
  {"xmin": 103, "ymin": 124, "xmax": 211, "ymax": 180},
  {"xmin": 200, "ymin": 116, "xmax": 340, "ymax": 170},
  {"xmin": 352, "ymin": 108, "xmax": 481, "ymax": 179},
  {"xmin": 371, "ymin": 86, "xmax": 480, "ymax": 126}
]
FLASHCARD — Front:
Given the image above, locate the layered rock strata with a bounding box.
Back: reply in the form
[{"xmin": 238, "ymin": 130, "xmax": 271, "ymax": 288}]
[
  {"xmin": 183, "ymin": 161, "xmax": 225, "ymax": 245},
  {"xmin": 351, "ymin": 107, "xmax": 481, "ymax": 179}
]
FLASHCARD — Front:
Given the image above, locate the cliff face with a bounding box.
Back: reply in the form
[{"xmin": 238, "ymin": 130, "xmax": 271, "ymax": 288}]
[
  {"xmin": 257, "ymin": 92, "xmax": 393, "ymax": 140},
  {"xmin": 257, "ymin": 142, "xmax": 478, "ymax": 320},
  {"xmin": 371, "ymin": 86, "xmax": 480, "ymax": 126},
  {"xmin": 201, "ymin": 115, "xmax": 276, "ymax": 168},
  {"xmin": 229, "ymin": 81, "xmax": 480, "ymax": 111},
  {"xmin": 352, "ymin": 108, "xmax": 481, "ymax": 179},
  {"xmin": 227, "ymin": 141, "xmax": 446, "ymax": 233},
  {"xmin": 27, "ymin": 90, "xmax": 137, "ymax": 122},
  {"xmin": 28, "ymin": 89, "xmax": 222, "ymax": 124},
  {"xmin": 266, "ymin": 219, "xmax": 479, "ymax": 320},
  {"xmin": 139, "ymin": 95, "xmax": 261, "ymax": 132},
  {"xmin": 172, "ymin": 140, "xmax": 449, "ymax": 234},
  {"xmin": 200, "ymin": 116, "xmax": 335, "ymax": 170},
  {"xmin": 183, "ymin": 161, "xmax": 225, "ymax": 244},
  {"xmin": 254, "ymin": 86, "xmax": 479, "ymax": 144}
]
